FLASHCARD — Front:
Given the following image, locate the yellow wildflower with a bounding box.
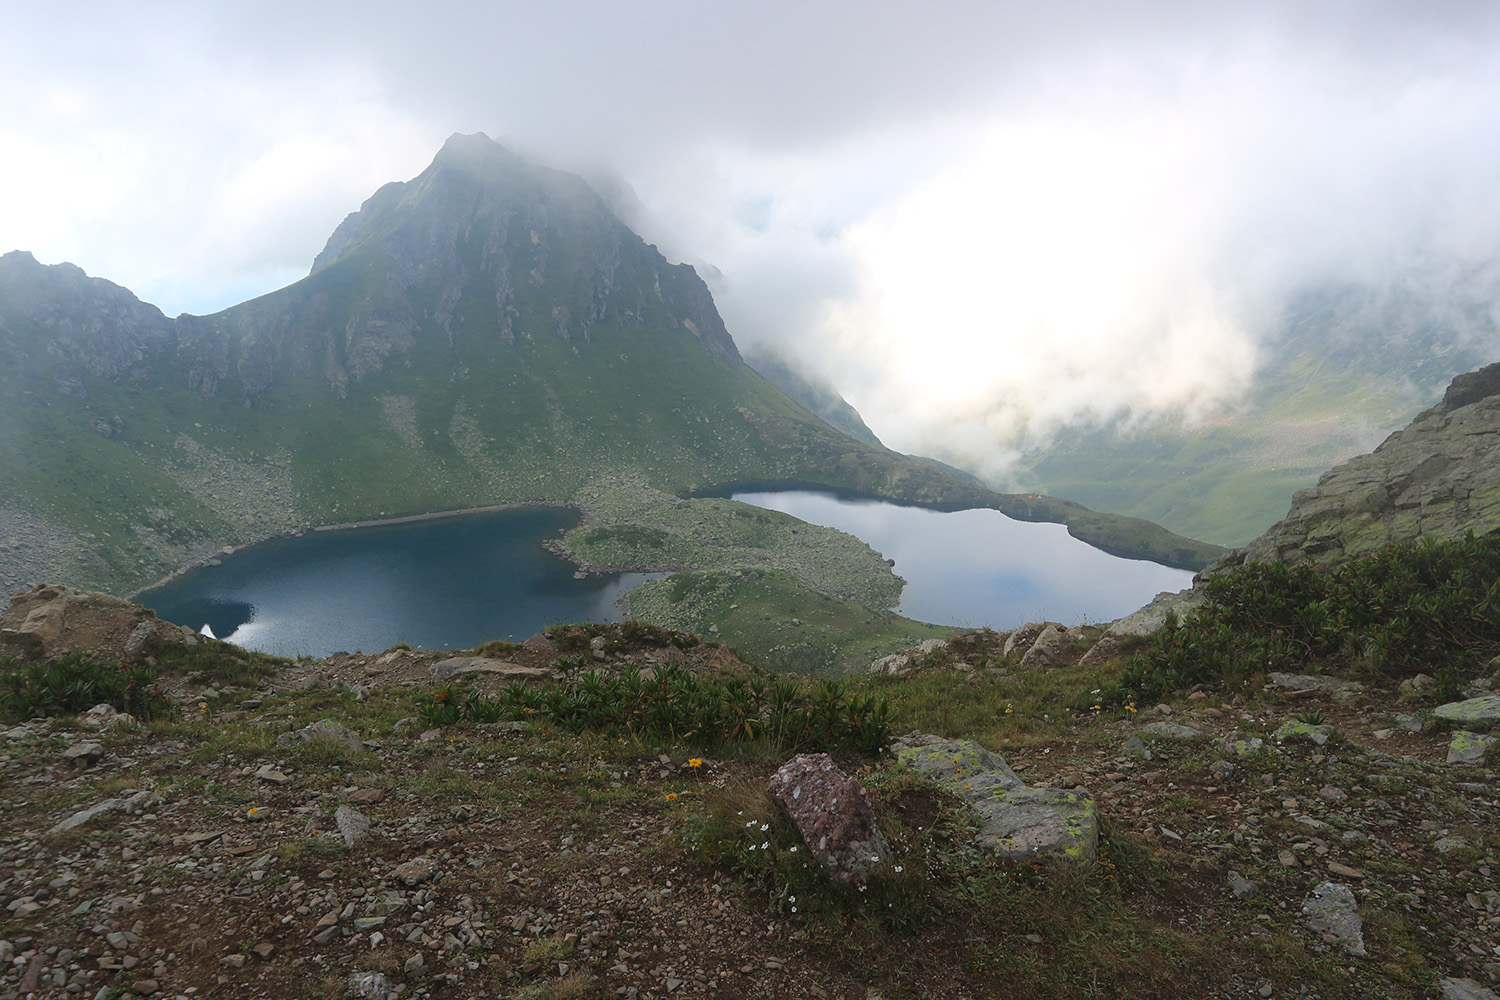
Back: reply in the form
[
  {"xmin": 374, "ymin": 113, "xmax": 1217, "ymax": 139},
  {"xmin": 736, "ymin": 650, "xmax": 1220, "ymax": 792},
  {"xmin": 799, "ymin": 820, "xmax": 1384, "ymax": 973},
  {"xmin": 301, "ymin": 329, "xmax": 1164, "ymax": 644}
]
[
  {"xmin": 687, "ymin": 758, "xmax": 703, "ymax": 768},
  {"xmin": 665, "ymin": 792, "xmax": 678, "ymax": 802}
]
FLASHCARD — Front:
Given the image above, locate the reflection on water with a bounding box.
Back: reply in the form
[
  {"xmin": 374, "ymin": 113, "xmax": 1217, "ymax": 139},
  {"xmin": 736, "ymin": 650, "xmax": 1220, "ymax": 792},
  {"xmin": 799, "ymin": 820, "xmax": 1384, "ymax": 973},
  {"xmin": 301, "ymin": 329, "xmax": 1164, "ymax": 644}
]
[
  {"xmin": 732, "ymin": 491, "xmax": 1194, "ymax": 629},
  {"xmin": 137, "ymin": 507, "xmax": 657, "ymax": 657}
]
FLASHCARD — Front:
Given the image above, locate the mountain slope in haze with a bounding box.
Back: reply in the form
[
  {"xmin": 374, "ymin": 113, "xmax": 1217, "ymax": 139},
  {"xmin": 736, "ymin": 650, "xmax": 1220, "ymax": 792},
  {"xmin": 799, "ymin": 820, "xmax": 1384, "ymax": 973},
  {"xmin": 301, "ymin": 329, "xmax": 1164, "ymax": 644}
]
[
  {"xmin": 743, "ymin": 348, "xmax": 882, "ymax": 446},
  {"xmin": 1007, "ymin": 284, "xmax": 1499, "ymax": 546},
  {"xmin": 0, "ymin": 133, "xmax": 1220, "ymax": 601}
]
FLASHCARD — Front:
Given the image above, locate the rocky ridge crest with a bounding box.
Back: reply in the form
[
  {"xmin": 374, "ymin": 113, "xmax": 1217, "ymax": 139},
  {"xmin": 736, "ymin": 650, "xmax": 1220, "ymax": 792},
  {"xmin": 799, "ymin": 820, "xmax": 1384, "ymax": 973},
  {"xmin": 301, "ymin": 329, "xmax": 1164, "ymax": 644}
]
[{"xmin": 1210, "ymin": 361, "xmax": 1500, "ymax": 573}]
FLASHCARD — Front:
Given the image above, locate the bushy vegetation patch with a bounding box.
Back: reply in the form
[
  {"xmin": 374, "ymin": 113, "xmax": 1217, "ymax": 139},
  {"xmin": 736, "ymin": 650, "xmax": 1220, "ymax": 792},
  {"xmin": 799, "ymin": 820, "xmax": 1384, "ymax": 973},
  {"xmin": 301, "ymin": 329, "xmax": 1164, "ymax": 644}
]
[
  {"xmin": 416, "ymin": 661, "xmax": 891, "ymax": 755},
  {"xmin": 1111, "ymin": 531, "xmax": 1500, "ymax": 704},
  {"xmin": 0, "ymin": 653, "xmax": 172, "ymax": 722}
]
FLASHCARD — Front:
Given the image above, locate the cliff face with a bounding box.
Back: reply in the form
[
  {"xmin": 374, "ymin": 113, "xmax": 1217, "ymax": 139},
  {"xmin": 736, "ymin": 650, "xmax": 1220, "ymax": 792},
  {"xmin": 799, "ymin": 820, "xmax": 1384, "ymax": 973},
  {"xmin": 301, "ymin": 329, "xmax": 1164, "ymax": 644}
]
[{"xmin": 1213, "ymin": 361, "xmax": 1500, "ymax": 572}]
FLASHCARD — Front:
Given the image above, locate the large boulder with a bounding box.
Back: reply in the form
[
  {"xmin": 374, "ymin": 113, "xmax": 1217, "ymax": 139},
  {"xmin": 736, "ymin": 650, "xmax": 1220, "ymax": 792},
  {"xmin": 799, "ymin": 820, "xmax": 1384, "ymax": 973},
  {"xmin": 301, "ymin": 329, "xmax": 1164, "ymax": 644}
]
[
  {"xmin": 428, "ymin": 656, "xmax": 555, "ymax": 684},
  {"xmin": 0, "ymin": 584, "xmax": 192, "ymax": 662},
  {"xmin": 893, "ymin": 733, "xmax": 1099, "ymax": 861},
  {"xmin": 767, "ymin": 753, "xmax": 891, "ymax": 884}
]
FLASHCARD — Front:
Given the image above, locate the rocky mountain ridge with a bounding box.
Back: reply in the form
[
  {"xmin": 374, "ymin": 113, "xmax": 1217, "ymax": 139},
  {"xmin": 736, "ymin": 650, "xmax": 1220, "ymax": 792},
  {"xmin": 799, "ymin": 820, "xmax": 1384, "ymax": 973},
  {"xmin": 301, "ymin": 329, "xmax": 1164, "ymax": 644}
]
[
  {"xmin": 0, "ymin": 133, "xmax": 1220, "ymax": 607},
  {"xmin": 1212, "ymin": 361, "xmax": 1500, "ymax": 573}
]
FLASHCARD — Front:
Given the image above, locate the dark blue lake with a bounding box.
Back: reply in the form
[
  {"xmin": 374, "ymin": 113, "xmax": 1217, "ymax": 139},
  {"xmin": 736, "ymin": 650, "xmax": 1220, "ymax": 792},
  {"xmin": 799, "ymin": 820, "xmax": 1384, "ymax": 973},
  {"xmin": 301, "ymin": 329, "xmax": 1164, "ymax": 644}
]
[
  {"xmin": 732, "ymin": 491, "xmax": 1195, "ymax": 629},
  {"xmin": 136, "ymin": 507, "xmax": 655, "ymax": 657}
]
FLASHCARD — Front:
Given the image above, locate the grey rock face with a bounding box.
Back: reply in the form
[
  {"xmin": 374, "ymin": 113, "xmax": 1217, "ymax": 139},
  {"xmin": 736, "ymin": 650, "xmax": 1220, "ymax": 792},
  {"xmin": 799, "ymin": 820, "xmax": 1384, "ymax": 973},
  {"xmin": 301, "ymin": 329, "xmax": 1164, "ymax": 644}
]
[
  {"xmin": 1211, "ymin": 361, "xmax": 1500, "ymax": 573},
  {"xmin": 1440, "ymin": 978, "xmax": 1500, "ymax": 1000},
  {"xmin": 1301, "ymin": 881, "xmax": 1366, "ymax": 957},
  {"xmin": 429, "ymin": 656, "xmax": 555, "ymax": 683},
  {"xmin": 768, "ymin": 753, "xmax": 890, "ymax": 885},
  {"xmin": 893, "ymin": 733, "xmax": 1098, "ymax": 861}
]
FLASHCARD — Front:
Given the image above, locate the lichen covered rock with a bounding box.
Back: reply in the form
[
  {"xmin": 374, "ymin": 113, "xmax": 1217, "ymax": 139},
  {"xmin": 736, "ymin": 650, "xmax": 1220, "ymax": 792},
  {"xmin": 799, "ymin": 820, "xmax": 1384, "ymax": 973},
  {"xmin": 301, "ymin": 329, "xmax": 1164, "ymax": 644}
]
[
  {"xmin": 1433, "ymin": 694, "xmax": 1500, "ymax": 731},
  {"xmin": 893, "ymin": 733, "xmax": 1098, "ymax": 861}
]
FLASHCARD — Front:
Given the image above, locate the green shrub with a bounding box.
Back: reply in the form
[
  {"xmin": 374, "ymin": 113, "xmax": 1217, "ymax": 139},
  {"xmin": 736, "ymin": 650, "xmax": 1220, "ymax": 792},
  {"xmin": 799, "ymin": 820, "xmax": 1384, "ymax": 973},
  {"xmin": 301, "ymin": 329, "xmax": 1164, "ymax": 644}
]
[
  {"xmin": 415, "ymin": 662, "xmax": 891, "ymax": 755},
  {"xmin": 0, "ymin": 653, "xmax": 173, "ymax": 722},
  {"xmin": 1110, "ymin": 532, "xmax": 1500, "ymax": 704}
]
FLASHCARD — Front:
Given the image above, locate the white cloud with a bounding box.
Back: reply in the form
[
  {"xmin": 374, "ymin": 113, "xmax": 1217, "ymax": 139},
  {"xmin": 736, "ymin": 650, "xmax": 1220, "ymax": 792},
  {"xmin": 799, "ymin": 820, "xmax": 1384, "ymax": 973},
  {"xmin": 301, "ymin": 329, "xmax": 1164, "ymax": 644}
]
[{"xmin": 6, "ymin": 1, "xmax": 1500, "ymax": 474}]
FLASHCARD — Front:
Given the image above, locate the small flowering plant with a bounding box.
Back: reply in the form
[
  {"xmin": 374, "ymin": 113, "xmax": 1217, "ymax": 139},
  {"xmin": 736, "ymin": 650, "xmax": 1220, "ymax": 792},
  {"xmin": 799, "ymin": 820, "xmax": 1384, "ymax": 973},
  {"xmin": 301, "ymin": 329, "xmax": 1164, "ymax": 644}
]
[{"xmin": 682, "ymin": 780, "xmax": 933, "ymax": 932}]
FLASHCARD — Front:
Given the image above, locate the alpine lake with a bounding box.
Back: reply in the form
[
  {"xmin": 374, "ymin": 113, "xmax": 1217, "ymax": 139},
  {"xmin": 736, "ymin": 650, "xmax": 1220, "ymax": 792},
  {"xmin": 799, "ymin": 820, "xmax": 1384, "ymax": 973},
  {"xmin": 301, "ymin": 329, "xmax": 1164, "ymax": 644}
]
[{"xmin": 137, "ymin": 493, "xmax": 1194, "ymax": 658}]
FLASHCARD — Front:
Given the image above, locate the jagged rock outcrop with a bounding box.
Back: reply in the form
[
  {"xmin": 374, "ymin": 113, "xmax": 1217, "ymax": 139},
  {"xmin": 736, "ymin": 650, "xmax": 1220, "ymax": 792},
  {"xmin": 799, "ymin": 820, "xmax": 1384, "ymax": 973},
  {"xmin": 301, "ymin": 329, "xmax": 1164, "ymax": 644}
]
[
  {"xmin": 0, "ymin": 584, "xmax": 194, "ymax": 662},
  {"xmin": 1210, "ymin": 361, "xmax": 1500, "ymax": 572}
]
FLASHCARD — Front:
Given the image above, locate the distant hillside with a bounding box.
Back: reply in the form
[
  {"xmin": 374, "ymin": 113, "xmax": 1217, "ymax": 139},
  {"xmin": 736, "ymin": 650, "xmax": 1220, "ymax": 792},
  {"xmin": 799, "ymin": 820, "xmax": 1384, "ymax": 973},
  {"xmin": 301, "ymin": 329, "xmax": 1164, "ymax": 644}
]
[
  {"xmin": 0, "ymin": 134, "xmax": 1220, "ymax": 599},
  {"xmin": 1009, "ymin": 284, "xmax": 1499, "ymax": 546}
]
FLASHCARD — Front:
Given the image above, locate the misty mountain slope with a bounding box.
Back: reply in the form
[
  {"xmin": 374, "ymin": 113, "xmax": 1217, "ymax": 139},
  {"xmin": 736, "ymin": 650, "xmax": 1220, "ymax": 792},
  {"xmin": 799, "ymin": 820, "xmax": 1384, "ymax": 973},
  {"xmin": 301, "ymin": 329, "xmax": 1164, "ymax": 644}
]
[
  {"xmin": 1011, "ymin": 284, "xmax": 1499, "ymax": 546},
  {"xmin": 0, "ymin": 134, "xmax": 1221, "ymax": 598},
  {"xmin": 743, "ymin": 348, "xmax": 882, "ymax": 446}
]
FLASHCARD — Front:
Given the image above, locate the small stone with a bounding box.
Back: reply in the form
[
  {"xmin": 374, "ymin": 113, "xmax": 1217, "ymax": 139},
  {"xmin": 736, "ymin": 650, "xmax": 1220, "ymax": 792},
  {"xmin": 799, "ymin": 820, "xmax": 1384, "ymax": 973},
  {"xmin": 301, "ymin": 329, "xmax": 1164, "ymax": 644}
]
[
  {"xmin": 1228, "ymin": 871, "xmax": 1259, "ymax": 900},
  {"xmin": 62, "ymin": 742, "xmax": 105, "ymax": 765},
  {"xmin": 1272, "ymin": 720, "xmax": 1335, "ymax": 746},
  {"xmin": 1394, "ymin": 713, "xmax": 1427, "ymax": 733},
  {"xmin": 1327, "ymin": 862, "xmax": 1364, "ymax": 879},
  {"xmin": 1209, "ymin": 759, "xmax": 1235, "ymax": 780},
  {"xmin": 404, "ymin": 952, "xmax": 424, "ymax": 975},
  {"xmin": 391, "ymin": 857, "xmax": 438, "ymax": 886},
  {"xmin": 353, "ymin": 917, "xmax": 386, "ymax": 932},
  {"xmin": 349, "ymin": 971, "xmax": 391, "ymax": 999},
  {"xmin": 1434, "ymin": 835, "xmax": 1471, "ymax": 855},
  {"xmin": 335, "ymin": 804, "xmax": 373, "ymax": 847},
  {"xmin": 1121, "ymin": 736, "xmax": 1151, "ymax": 760},
  {"xmin": 1302, "ymin": 881, "xmax": 1366, "ymax": 957},
  {"xmin": 1225, "ymin": 733, "xmax": 1269, "ymax": 758},
  {"xmin": 1139, "ymin": 722, "xmax": 1200, "ymax": 740},
  {"xmin": 218, "ymin": 954, "xmax": 246, "ymax": 969},
  {"xmin": 254, "ymin": 764, "xmax": 292, "ymax": 785}
]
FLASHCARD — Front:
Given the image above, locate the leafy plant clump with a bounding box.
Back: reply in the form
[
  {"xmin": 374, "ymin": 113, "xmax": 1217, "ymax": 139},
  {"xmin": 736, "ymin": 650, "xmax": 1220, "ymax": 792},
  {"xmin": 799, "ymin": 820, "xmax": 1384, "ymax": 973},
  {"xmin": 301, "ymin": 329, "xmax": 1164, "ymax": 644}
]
[
  {"xmin": 0, "ymin": 653, "xmax": 173, "ymax": 723},
  {"xmin": 415, "ymin": 661, "xmax": 891, "ymax": 755},
  {"xmin": 1111, "ymin": 531, "xmax": 1500, "ymax": 704}
]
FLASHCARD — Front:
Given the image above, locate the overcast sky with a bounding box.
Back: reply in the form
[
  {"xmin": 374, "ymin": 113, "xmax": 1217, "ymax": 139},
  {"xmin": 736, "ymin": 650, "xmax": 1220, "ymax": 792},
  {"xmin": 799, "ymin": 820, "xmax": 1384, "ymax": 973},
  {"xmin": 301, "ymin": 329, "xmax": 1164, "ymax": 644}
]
[{"xmin": 7, "ymin": 1, "xmax": 1500, "ymax": 474}]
